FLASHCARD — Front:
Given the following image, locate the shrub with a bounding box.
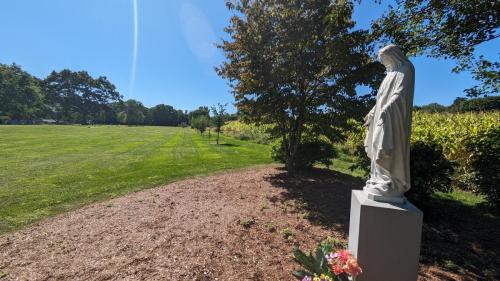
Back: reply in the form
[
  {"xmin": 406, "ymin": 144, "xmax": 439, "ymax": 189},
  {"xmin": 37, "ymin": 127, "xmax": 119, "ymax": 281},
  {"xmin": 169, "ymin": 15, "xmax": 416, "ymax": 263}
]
[
  {"xmin": 349, "ymin": 145, "xmax": 370, "ymax": 177},
  {"xmin": 412, "ymin": 111, "xmax": 499, "ymax": 191},
  {"xmin": 467, "ymin": 127, "xmax": 500, "ymax": 209},
  {"xmin": 348, "ymin": 111, "xmax": 499, "ymax": 193},
  {"xmin": 406, "ymin": 141, "xmax": 454, "ymax": 208},
  {"xmin": 349, "ymin": 141, "xmax": 454, "ymax": 208},
  {"xmin": 272, "ymin": 137, "xmax": 338, "ymax": 170},
  {"xmin": 221, "ymin": 121, "xmax": 274, "ymax": 144}
]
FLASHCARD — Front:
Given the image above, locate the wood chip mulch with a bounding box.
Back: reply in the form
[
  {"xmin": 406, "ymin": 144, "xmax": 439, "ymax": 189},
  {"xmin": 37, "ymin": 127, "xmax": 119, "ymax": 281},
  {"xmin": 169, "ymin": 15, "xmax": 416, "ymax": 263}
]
[{"xmin": 0, "ymin": 167, "xmax": 486, "ymax": 280}]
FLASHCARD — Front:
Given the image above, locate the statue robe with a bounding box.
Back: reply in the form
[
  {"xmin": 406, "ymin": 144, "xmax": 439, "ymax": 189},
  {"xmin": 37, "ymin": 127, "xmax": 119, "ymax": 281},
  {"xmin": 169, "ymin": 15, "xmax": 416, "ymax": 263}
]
[{"xmin": 364, "ymin": 61, "xmax": 415, "ymax": 198}]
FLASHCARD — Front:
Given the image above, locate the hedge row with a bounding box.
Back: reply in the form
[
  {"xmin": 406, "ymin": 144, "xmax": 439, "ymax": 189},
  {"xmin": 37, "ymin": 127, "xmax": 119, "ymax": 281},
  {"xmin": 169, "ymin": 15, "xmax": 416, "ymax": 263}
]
[
  {"xmin": 221, "ymin": 121, "xmax": 274, "ymax": 144},
  {"xmin": 346, "ymin": 111, "xmax": 500, "ymax": 208}
]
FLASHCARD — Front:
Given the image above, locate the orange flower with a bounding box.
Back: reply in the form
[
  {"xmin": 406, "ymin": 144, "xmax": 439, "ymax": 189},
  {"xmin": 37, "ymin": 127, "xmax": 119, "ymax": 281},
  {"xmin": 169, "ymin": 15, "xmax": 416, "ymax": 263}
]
[
  {"xmin": 343, "ymin": 258, "xmax": 363, "ymax": 277},
  {"xmin": 332, "ymin": 263, "xmax": 344, "ymax": 275}
]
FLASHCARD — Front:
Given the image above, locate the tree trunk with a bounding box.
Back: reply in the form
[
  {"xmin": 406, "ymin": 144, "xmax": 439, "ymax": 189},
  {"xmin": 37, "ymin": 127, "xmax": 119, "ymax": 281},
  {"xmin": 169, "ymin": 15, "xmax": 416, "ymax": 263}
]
[{"xmin": 217, "ymin": 130, "xmax": 220, "ymax": 145}]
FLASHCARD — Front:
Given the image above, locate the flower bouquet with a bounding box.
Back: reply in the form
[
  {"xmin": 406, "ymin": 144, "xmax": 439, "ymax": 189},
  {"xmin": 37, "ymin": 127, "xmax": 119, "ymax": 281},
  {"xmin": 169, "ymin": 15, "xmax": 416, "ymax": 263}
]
[{"xmin": 293, "ymin": 244, "xmax": 362, "ymax": 281}]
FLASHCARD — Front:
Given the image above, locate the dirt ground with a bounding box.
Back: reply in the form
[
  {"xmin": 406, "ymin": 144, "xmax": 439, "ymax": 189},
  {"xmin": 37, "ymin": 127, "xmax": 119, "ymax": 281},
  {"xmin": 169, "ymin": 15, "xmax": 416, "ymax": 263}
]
[{"xmin": 0, "ymin": 167, "xmax": 496, "ymax": 280}]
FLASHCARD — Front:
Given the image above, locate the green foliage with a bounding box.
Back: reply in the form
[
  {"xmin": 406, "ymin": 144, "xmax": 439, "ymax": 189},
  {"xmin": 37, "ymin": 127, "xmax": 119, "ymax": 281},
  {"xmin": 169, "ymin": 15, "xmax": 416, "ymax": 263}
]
[
  {"xmin": 449, "ymin": 96, "xmax": 500, "ymax": 113},
  {"xmin": 189, "ymin": 106, "xmax": 210, "ymax": 123},
  {"xmin": 265, "ymin": 221, "xmax": 276, "ymax": 232},
  {"xmin": 416, "ymin": 97, "xmax": 500, "ymax": 113},
  {"xmin": 349, "ymin": 145, "xmax": 370, "ymax": 177},
  {"xmin": 190, "ymin": 115, "xmax": 210, "ymax": 135},
  {"xmin": 217, "ymin": 0, "xmax": 384, "ymax": 171},
  {"xmin": 115, "ymin": 99, "xmax": 148, "ymax": 125},
  {"xmin": 0, "ymin": 63, "xmax": 46, "ymax": 120},
  {"xmin": 222, "ymin": 121, "xmax": 274, "ymax": 144},
  {"xmin": 348, "ymin": 111, "xmax": 499, "ymax": 203},
  {"xmin": 292, "ymin": 244, "xmax": 335, "ymax": 279},
  {"xmin": 211, "ymin": 103, "xmax": 227, "ymax": 144},
  {"xmin": 272, "ymin": 137, "xmax": 338, "ymax": 170},
  {"xmin": 43, "ymin": 69, "xmax": 122, "ymax": 124},
  {"xmin": 406, "ymin": 141, "xmax": 454, "ymax": 209},
  {"xmin": 372, "ymin": 0, "xmax": 499, "ymax": 97},
  {"xmin": 1, "ymin": 62, "xmax": 190, "ymax": 126},
  {"xmin": 412, "ymin": 111, "xmax": 499, "ymax": 191},
  {"xmin": 150, "ymin": 104, "xmax": 184, "ymax": 126},
  {"xmin": 466, "ymin": 127, "xmax": 500, "ymax": 209},
  {"xmin": 239, "ymin": 218, "xmax": 255, "ymax": 228},
  {"xmin": 281, "ymin": 227, "xmax": 294, "ymax": 240},
  {"xmin": 415, "ymin": 103, "xmax": 448, "ymax": 113},
  {"xmin": 0, "ymin": 125, "xmax": 273, "ymax": 233}
]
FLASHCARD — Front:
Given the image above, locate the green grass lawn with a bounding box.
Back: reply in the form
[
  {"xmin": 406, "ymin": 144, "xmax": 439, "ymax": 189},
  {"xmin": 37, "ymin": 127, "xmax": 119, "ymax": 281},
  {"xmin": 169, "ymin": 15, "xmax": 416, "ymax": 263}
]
[{"xmin": 0, "ymin": 125, "xmax": 273, "ymax": 233}]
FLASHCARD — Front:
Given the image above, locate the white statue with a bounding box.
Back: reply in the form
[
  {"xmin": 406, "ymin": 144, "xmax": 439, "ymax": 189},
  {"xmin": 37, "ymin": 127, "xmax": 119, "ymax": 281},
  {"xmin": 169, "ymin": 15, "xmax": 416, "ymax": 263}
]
[{"xmin": 363, "ymin": 45, "xmax": 415, "ymax": 204}]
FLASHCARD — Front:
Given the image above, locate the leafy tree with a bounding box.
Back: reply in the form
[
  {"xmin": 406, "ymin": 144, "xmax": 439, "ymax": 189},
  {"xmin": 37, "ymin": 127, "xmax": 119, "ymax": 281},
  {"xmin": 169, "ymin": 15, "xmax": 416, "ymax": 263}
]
[
  {"xmin": 217, "ymin": 0, "xmax": 384, "ymax": 171},
  {"xmin": 191, "ymin": 115, "xmax": 210, "ymax": 135},
  {"xmin": 177, "ymin": 110, "xmax": 189, "ymax": 126},
  {"xmin": 43, "ymin": 69, "xmax": 122, "ymax": 123},
  {"xmin": 372, "ymin": 0, "xmax": 499, "ymax": 97},
  {"xmin": 415, "ymin": 103, "xmax": 448, "ymax": 113},
  {"xmin": 0, "ymin": 63, "xmax": 46, "ymax": 120},
  {"xmin": 150, "ymin": 104, "xmax": 179, "ymax": 126},
  {"xmin": 119, "ymin": 99, "xmax": 147, "ymax": 125},
  {"xmin": 211, "ymin": 103, "xmax": 227, "ymax": 145},
  {"xmin": 449, "ymin": 96, "xmax": 500, "ymax": 112},
  {"xmin": 189, "ymin": 106, "xmax": 210, "ymax": 124}
]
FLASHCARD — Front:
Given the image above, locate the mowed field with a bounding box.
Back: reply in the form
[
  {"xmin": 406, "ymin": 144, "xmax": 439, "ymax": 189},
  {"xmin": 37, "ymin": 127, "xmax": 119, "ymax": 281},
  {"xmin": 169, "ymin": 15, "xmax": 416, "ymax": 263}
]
[{"xmin": 0, "ymin": 125, "xmax": 273, "ymax": 233}]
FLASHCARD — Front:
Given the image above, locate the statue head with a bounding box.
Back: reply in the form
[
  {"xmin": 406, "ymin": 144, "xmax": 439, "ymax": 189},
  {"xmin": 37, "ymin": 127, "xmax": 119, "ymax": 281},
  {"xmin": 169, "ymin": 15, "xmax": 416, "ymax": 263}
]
[{"xmin": 378, "ymin": 45, "xmax": 410, "ymax": 72}]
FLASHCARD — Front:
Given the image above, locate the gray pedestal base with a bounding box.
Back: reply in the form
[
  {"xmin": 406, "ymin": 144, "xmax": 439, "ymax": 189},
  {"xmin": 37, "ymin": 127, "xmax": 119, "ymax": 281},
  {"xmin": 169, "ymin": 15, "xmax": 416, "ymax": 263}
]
[{"xmin": 348, "ymin": 190, "xmax": 423, "ymax": 281}]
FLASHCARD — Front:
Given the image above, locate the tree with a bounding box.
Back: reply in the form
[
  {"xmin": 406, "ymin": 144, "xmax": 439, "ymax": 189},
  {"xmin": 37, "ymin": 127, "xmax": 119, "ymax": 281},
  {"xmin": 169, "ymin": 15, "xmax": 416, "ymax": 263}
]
[
  {"xmin": 449, "ymin": 96, "xmax": 500, "ymax": 112},
  {"xmin": 43, "ymin": 69, "xmax": 122, "ymax": 123},
  {"xmin": 0, "ymin": 63, "xmax": 46, "ymax": 120},
  {"xmin": 415, "ymin": 103, "xmax": 448, "ymax": 113},
  {"xmin": 189, "ymin": 106, "xmax": 210, "ymax": 125},
  {"xmin": 191, "ymin": 115, "xmax": 210, "ymax": 135},
  {"xmin": 211, "ymin": 103, "xmax": 227, "ymax": 145},
  {"xmin": 118, "ymin": 99, "xmax": 147, "ymax": 125},
  {"xmin": 372, "ymin": 0, "xmax": 499, "ymax": 97},
  {"xmin": 217, "ymin": 0, "xmax": 384, "ymax": 171},
  {"xmin": 150, "ymin": 104, "xmax": 179, "ymax": 126}
]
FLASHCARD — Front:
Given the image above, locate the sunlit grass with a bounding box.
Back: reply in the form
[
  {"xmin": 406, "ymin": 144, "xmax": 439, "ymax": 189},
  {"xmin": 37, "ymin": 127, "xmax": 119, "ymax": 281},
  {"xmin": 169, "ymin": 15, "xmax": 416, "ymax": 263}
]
[{"xmin": 0, "ymin": 125, "xmax": 273, "ymax": 233}]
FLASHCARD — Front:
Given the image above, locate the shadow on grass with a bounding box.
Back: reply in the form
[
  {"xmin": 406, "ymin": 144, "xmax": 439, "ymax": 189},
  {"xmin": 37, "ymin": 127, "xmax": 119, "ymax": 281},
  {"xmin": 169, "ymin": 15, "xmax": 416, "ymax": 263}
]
[
  {"xmin": 419, "ymin": 195, "xmax": 500, "ymax": 280},
  {"xmin": 217, "ymin": 143, "xmax": 240, "ymax": 147},
  {"xmin": 265, "ymin": 167, "xmax": 500, "ymax": 281}
]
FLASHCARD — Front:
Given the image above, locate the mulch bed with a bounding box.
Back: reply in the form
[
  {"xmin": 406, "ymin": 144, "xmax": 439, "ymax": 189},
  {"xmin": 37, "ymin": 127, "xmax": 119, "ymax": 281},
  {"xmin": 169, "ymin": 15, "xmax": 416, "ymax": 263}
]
[{"xmin": 0, "ymin": 167, "xmax": 495, "ymax": 280}]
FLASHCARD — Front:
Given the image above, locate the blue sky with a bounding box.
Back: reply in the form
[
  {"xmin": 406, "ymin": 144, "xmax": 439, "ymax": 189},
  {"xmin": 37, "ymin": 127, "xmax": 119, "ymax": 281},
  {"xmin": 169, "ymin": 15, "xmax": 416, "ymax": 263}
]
[{"xmin": 0, "ymin": 0, "xmax": 497, "ymax": 112}]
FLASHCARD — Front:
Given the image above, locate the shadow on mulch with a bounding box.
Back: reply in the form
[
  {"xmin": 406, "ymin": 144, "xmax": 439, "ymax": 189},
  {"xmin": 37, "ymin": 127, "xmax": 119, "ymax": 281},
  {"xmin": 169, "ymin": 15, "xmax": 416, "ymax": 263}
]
[
  {"xmin": 265, "ymin": 167, "xmax": 364, "ymax": 235},
  {"xmin": 265, "ymin": 167, "xmax": 500, "ymax": 281}
]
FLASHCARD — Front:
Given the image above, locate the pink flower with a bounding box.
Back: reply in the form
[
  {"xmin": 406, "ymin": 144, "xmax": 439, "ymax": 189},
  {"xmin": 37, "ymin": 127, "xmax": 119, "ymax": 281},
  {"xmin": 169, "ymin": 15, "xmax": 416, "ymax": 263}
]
[
  {"xmin": 336, "ymin": 250, "xmax": 350, "ymax": 264},
  {"xmin": 343, "ymin": 258, "xmax": 363, "ymax": 277},
  {"xmin": 301, "ymin": 276, "xmax": 313, "ymax": 281}
]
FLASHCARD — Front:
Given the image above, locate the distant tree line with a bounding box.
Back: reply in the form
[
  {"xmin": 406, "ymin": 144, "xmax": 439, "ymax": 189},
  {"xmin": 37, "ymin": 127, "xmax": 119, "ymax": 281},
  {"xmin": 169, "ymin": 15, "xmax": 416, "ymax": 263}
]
[
  {"xmin": 0, "ymin": 63, "xmax": 191, "ymax": 126},
  {"xmin": 415, "ymin": 96, "xmax": 500, "ymax": 113}
]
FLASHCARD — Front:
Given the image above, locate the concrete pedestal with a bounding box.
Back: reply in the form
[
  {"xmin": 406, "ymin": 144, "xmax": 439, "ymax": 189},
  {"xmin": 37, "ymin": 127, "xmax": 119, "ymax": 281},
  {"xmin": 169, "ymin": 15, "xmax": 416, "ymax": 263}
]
[{"xmin": 348, "ymin": 190, "xmax": 423, "ymax": 281}]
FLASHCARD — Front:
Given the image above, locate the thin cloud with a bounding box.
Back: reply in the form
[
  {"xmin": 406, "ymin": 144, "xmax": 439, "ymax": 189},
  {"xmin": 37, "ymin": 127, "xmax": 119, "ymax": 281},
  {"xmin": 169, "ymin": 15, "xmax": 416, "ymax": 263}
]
[
  {"xmin": 130, "ymin": 0, "xmax": 139, "ymax": 97},
  {"xmin": 180, "ymin": 2, "xmax": 217, "ymax": 63}
]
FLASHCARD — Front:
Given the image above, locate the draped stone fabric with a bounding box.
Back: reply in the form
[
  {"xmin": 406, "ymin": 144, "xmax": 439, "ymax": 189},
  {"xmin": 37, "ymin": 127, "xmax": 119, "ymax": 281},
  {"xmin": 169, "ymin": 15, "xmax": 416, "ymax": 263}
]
[{"xmin": 364, "ymin": 45, "xmax": 415, "ymax": 199}]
